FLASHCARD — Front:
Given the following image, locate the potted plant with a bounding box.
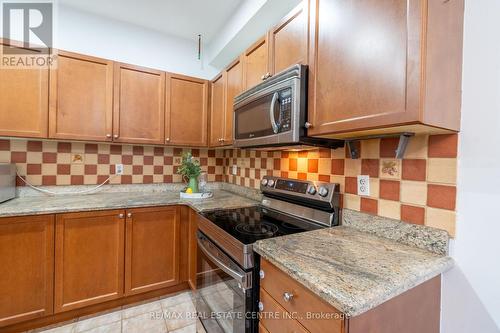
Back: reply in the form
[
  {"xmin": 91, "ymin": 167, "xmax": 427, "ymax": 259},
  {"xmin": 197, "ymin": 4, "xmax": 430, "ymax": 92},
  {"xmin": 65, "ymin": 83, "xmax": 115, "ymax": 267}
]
[{"xmin": 177, "ymin": 152, "xmax": 202, "ymax": 193}]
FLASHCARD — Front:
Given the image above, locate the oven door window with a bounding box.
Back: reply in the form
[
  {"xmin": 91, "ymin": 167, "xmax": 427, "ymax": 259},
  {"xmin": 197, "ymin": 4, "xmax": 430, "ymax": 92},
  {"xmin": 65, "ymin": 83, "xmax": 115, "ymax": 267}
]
[{"xmin": 234, "ymin": 92, "xmax": 280, "ymax": 140}]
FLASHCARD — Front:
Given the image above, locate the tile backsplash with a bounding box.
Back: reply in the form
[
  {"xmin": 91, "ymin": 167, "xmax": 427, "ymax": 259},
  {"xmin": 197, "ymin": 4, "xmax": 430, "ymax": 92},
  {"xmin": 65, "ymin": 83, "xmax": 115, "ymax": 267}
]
[{"xmin": 223, "ymin": 134, "xmax": 458, "ymax": 236}]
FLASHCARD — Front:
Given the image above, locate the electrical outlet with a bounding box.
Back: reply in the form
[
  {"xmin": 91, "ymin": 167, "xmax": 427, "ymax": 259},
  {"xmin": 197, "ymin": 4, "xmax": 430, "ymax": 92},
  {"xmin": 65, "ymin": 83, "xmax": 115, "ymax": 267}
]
[
  {"xmin": 232, "ymin": 165, "xmax": 238, "ymax": 175},
  {"xmin": 357, "ymin": 175, "xmax": 370, "ymax": 196},
  {"xmin": 115, "ymin": 164, "xmax": 124, "ymax": 175}
]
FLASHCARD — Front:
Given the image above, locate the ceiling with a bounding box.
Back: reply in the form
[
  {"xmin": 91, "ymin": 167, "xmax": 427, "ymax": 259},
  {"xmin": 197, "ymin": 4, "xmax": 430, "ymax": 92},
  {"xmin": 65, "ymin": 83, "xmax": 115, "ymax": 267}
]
[{"xmin": 59, "ymin": 0, "xmax": 244, "ymax": 43}]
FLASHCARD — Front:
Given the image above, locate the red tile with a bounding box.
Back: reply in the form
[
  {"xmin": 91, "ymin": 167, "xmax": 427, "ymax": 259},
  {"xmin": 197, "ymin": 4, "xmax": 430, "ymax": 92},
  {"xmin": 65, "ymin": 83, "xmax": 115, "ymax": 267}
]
[
  {"xmin": 122, "ymin": 155, "xmax": 133, "ymax": 165},
  {"xmin": 380, "ymin": 138, "xmax": 399, "ymax": 158},
  {"xmin": 281, "ymin": 151, "xmax": 289, "ymax": 158},
  {"xmin": 402, "ymin": 159, "xmax": 426, "ymax": 181},
  {"xmin": 42, "ymin": 175, "xmax": 56, "ymax": 186},
  {"xmin": 163, "ymin": 175, "xmax": 173, "ymax": 183},
  {"xmin": 289, "ymin": 159, "xmax": 297, "ymax": 171},
  {"xmin": 216, "ymin": 174, "xmax": 223, "ymax": 182},
  {"xmin": 16, "ymin": 176, "xmax": 26, "ymax": 187},
  {"xmin": 299, "ymin": 151, "xmax": 308, "ymax": 158},
  {"xmin": 255, "ymin": 169, "xmax": 261, "ymax": 179},
  {"xmin": 331, "ymin": 159, "xmax": 344, "ymax": 175},
  {"xmin": 250, "ymin": 179, "xmax": 255, "ymax": 188},
  {"xmin": 57, "ymin": 164, "xmax": 70, "ymax": 175},
  {"xmin": 379, "ymin": 180, "xmax": 400, "ymax": 201},
  {"xmin": 261, "ymin": 158, "xmax": 267, "ymax": 169},
  {"xmin": 84, "ymin": 144, "xmax": 98, "ymax": 154},
  {"xmin": 97, "ymin": 175, "xmax": 109, "ymax": 184},
  {"xmin": 250, "ymin": 158, "xmax": 255, "ymax": 168},
  {"xmin": 255, "ymin": 151, "xmax": 261, "ymax": 158},
  {"xmin": 401, "ymin": 205, "xmax": 425, "ymax": 225},
  {"xmin": 154, "ymin": 147, "xmax": 164, "ymax": 156},
  {"xmin": 319, "ymin": 174, "xmax": 331, "ymax": 182},
  {"xmin": 208, "ymin": 150, "xmax": 215, "ymax": 157},
  {"xmin": 308, "ymin": 159, "xmax": 319, "ymax": 173},
  {"xmin": 281, "ymin": 171, "xmax": 289, "ymax": 178},
  {"xmin": 84, "ymin": 165, "xmax": 97, "ymax": 175},
  {"xmin": 109, "ymin": 165, "xmax": 116, "ymax": 174},
  {"xmin": 133, "ymin": 165, "xmax": 143, "ymax": 174},
  {"xmin": 57, "ymin": 142, "xmax": 72, "ymax": 153},
  {"xmin": 143, "ymin": 156, "xmax": 153, "ymax": 165},
  {"xmin": 133, "ymin": 146, "xmax": 144, "ymax": 155},
  {"xmin": 245, "ymin": 168, "xmax": 250, "ymax": 177},
  {"xmin": 200, "ymin": 157, "xmax": 207, "ymax": 166},
  {"xmin": 361, "ymin": 198, "xmax": 378, "ymax": 214},
  {"xmin": 208, "ymin": 166, "xmax": 216, "ymax": 174},
  {"xmin": 110, "ymin": 145, "xmax": 122, "ymax": 155},
  {"xmin": 345, "ymin": 177, "xmax": 358, "ymax": 194},
  {"xmin": 191, "ymin": 149, "xmax": 200, "ymax": 157},
  {"xmin": 154, "ymin": 166, "xmax": 163, "ymax": 174},
  {"xmin": 216, "ymin": 158, "xmax": 223, "ymax": 166},
  {"xmin": 27, "ymin": 164, "xmax": 41, "ymax": 175},
  {"xmin": 274, "ymin": 158, "xmax": 281, "ymax": 170},
  {"xmin": 428, "ymin": 134, "xmax": 458, "ymax": 158},
  {"xmin": 0, "ymin": 139, "xmax": 10, "ymax": 151},
  {"xmin": 427, "ymin": 184, "xmax": 456, "ymax": 210},
  {"xmin": 11, "ymin": 152, "xmax": 27, "ymax": 163},
  {"xmin": 42, "ymin": 152, "xmax": 57, "ymax": 163},
  {"xmin": 27, "ymin": 141, "xmax": 42, "ymax": 152},
  {"xmin": 164, "ymin": 156, "xmax": 173, "ymax": 165},
  {"xmin": 319, "ymin": 148, "xmax": 331, "ymax": 158},
  {"xmin": 267, "ymin": 151, "xmax": 273, "ymax": 158},
  {"xmin": 361, "ymin": 159, "xmax": 379, "ymax": 178},
  {"xmin": 71, "ymin": 175, "xmax": 84, "ymax": 185},
  {"xmin": 143, "ymin": 175, "xmax": 153, "ymax": 184},
  {"xmin": 297, "ymin": 172, "xmax": 307, "ymax": 180},
  {"xmin": 121, "ymin": 175, "xmax": 132, "ymax": 184},
  {"xmin": 98, "ymin": 154, "xmax": 110, "ymax": 164}
]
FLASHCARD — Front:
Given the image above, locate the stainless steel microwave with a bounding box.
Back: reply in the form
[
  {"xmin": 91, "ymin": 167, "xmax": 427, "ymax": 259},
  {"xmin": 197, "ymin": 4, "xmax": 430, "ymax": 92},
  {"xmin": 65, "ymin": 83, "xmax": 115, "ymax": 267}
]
[{"xmin": 233, "ymin": 64, "xmax": 343, "ymax": 149}]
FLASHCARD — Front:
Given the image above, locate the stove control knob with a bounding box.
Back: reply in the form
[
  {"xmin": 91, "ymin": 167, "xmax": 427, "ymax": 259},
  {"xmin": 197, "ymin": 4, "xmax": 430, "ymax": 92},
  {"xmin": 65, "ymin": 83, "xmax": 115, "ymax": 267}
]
[
  {"xmin": 318, "ymin": 186, "xmax": 329, "ymax": 197},
  {"xmin": 267, "ymin": 179, "xmax": 275, "ymax": 187},
  {"xmin": 307, "ymin": 185, "xmax": 317, "ymax": 195},
  {"xmin": 261, "ymin": 179, "xmax": 268, "ymax": 186}
]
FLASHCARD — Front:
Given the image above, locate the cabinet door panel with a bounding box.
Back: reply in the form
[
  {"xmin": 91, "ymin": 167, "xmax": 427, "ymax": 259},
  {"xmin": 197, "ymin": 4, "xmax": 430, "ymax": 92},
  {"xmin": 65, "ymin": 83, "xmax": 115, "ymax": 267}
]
[
  {"xmin": 54, "ymin": 210, "xmax": 125, "ymax": 313},
  {"xmin": 308, "ymin": 0, "xmax": 421, "ymax": 135},
  {"xmin": 270, "ymin": 2, "xmax": 308, "ymax": 74},
  {"xmin": 243, "ymin": 37, "xmax": 269, "ymax": 90},
  {"xmin": 166, "ymin": 74, "xmax": 208, "ymax": 146},
  {"xmin": 0, "ymin": 41, "xmax": 48, "ymax": 138},
  {"xmin": 0, "ymin": 215, "xmax": 54, "ymax": 327},
  {"xmin": 114, "ymin": 63, "xmax": 165, "ymax": 144},
  {"xmin": 224, "ymin": 58, "xmax": 243, "ymax": 144},
  {"xmin": 125, "ymin": 207, "xmax": 180, "ymax": 295},
  {"xmin": 49, "ymin": 51, "xmax": 113, "ymax": 141},
  {"xmin": 209, "ymin": 73, "xmax": 225, "ymax": 147}
]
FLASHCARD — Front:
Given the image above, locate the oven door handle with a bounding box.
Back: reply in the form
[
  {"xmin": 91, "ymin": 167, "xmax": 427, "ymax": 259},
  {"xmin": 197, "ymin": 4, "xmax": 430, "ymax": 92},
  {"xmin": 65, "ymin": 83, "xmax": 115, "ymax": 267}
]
[
  {"xmin": 269, "ymin": 92, "xmax": 280, "ymax": 134},
  {"xmin": 197, "ymin": 235, "xmax": 252, "ymax": 290}
]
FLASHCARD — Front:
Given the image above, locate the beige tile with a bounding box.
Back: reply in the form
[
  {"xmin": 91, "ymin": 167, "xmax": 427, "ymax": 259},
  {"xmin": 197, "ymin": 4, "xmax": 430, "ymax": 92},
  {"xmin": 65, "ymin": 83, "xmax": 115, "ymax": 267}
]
[
  {"xmin": 122, "ymin": 312, "xmax": 166, "ymax": 333},
  {"xmin": 361, "ymin": 139, "xmax": 380, "ymax": 158},
  {"xmin": 331, "ymin": 175, "xmax": 345, "ymax": 192},
  {"xmin": 122, "ymin": 145, "xmax": 133, "ymax": 155},
  {"xmin": 344, "ymin": 159, "xmax": 361, "ymax": 177},
  {"xmin": 71, "ymin": 142, "xmax": 85, "ymax": 154},
  {"xmin": 98, "ymin": 144, "xmax": 110, "ymax": 154},
  {"xmin": 123, "ymin": 165, "xmax": 133, "ymax": 175},
  {"xmin": 85, "ymin": 154, "xmax": 98, "ymax": 165},
  {"xmin": 297, "ymin": 158, "xmax": 308, "ymax": 173},
  {"xmin": 27, "ymin": 152, "xmax": 42, "ymax": 163},
  {"xmin": 57, "ymin": 153, "xmax": 71, "ymax": 164},
  {"xmin": 163, "ymin": 301, "xmax": 196, "ymax": 331},
  {"xmin": 122, "ymin": 301, "xmax": 162, "ymax": 319},
  {"xmin": 75, "ymin": 311, "xmax": 121, "ymax": 332},
  {"xmin": 42, "ymin": 164, "xmax": 57, "ymax": 175},
  {"xmin": 132, "ymin": 175, "xmax": 142, "ymax": 184},
  {"xmin": 143, "ymin": 165, "xmax": 154, "ymax": 175},
  {"xmin": 0, "ymin": 151, "xmax": 11, "ymax": 163},
  {"xmin": 405, "ymin": 135, "xmax": 428, "ymax": 159},
  {"xmin": 318, "ymin": 158, "xmax": 331, "ymax": 175},
  {"xmin": 369, "ymin": 178, "xmax": 379, "ymax": 199},
  {"xmin": 71, "ymin": 164, "xmax": 84, "ymax": 175},
  {"xmin": 427, "ymin": 158, "xmax": 457, "ymax": 184},
  {"xmin": 144, "ymin": 146, "xmax": 154, "ymax": 156},
  {"xmin": 308, "ymin": 150, "xmax": 319, "ymax": 159},
  {"xmin": 331, "ymin": 146, "xmax": 345, "ymax": 159},
  {"xmin": 343, "ymin": 194, "xmax": 360, "ymax": 211},
  {"xmin": 132, "ymin": 155, "xmax": 143, "ymax": 165},
  {"xmin": 306, "ymin": 173, "xmax": 319, "ymax": 181},
  {"xmin": 109, "ymin": 155, "xmax": 121, "ymax": 164},
  {"xmin": 42, "ymin": 140, "xmax": 58, "ymax": 153},
  {"xmin": 57, "ymin": 175, "xmax": 71, "ymax": 185},
  {"xmin": 160, "ymin": 292, "xmax": 193, "ymax": 309},
  {"xmin": 280, "ymin": 158, "xmax": 289, "ymax": 172},
  {"xmin": 378, "ymin": 200, "xmax": 401, "ymax": 220},
  {"xmin": 84, "ymin": 175, "xmax": 97, "ymax": 184},
  {"xmin": 379, "ymin": 159, "xmax": 401, "ymax": 180},
  {"xmin": 10, "ymin": 139, "xmax": 26, "ymax": 151},
  {"xmin": 287, "ymin": 171, "xmax": 297, "ymax": 179},
  {"xmin": 26, "ymin": 175, "xmax": 42, "ymax": 185},
  {"xmin": 400, "ymin": 181, "xmax": 427, "ymax": 206},
  {"xmin": 426, "ymin": 208, "xmax": 456, "ymax": 237}
]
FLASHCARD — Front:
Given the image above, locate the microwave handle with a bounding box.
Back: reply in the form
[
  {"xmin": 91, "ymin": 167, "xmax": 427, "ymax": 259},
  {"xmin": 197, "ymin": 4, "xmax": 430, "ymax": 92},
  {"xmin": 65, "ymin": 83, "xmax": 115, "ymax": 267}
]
[{"xmin": 269, "ymin": 92, "xmax": 280, "ymax": 134}]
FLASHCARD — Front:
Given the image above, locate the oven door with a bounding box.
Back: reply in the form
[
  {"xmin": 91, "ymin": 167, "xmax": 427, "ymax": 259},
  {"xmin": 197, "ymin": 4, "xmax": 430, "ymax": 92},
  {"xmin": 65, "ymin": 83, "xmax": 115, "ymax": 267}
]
[{"xmin": 195, "ymin": 231, "xmax": 255, "ymax": 333}]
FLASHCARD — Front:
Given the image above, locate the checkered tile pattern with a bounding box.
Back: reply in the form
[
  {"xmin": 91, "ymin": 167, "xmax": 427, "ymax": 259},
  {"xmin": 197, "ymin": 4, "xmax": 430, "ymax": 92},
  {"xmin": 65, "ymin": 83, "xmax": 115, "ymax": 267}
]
[
  {"xmin": 223, "ymin": 134, "xmax": 458, "ymax": 237},
  {"xmin": 0, "ymin": 139, "xmax": 224, "ymax": 186}
]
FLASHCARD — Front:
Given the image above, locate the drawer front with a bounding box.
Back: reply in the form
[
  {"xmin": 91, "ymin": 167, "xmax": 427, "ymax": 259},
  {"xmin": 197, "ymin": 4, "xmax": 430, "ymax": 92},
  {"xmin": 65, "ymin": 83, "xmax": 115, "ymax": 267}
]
[
  {"xmin": 260, "ymin": 259, "xmax": 344, "ymax": 333},
  {"xmin": 259, "ymin": 289, "xmax": 309, "ymax": 333}
]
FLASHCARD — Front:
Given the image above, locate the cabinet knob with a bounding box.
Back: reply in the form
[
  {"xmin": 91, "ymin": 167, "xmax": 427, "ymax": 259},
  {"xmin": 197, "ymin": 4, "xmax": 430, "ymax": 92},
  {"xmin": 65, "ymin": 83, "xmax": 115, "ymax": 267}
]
[
  {"xmin": 304, "ymin": 122, "xmax": 313, "ymax": 129},
  {"xmin": 106, "ymin": 134, "xmax": 112, "ymax": 138},
  {"xmin": 283, "ymin": 292, "xmax": 294, "ymax": 302},
  {"xmin": 127, "ymin": 213, "xmax": 132, "ymax": 218},
  {"xmin": 113, "ymin": 134, "xmax": 119, "ymax": 139},
  {"xmin": 258, "ymin": 301, "xmax": 264, "ymax": 312},
  {"xmin": 166, "ymin": 138, "xmax": 170, "ymax": 143},
  {"xmin": 118, "ymin": 213, "xmax": 124, "ymax": 219},
  {"xmin": 259, "ymin": 270, "xmax": 265, "ymax": 279}
]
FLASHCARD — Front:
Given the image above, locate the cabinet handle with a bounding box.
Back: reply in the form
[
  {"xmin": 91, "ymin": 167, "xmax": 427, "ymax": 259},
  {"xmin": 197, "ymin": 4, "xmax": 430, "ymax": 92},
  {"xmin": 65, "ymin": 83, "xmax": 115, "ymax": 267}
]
[
  {"xmin": 304, "ymin": 122, "xmax": 313, "ymax": 129},
  {"xmin": 127, "ymin": 213, "xmax": 132, "ymax": 218},
  {"xmin": 283, "ymin": 292, "xmax": 294, "ymax": 302},
  {"xmin": 258, "ymin": 301, "xmax": 264, "ymax": 312},
  {"xmin": 118, "ymin": 213, "xmax": 124, "ymax": 219},
  {"xmin": 113, "ymin": 134, "xmax": 119, "ymax": 139},
  {"xmin": 106, "ymin": 134, "xmax": 112, "ymax": 138},
  {"xmin": 259, "ymin": 270, "xmax": 265, "ymax": 279}
]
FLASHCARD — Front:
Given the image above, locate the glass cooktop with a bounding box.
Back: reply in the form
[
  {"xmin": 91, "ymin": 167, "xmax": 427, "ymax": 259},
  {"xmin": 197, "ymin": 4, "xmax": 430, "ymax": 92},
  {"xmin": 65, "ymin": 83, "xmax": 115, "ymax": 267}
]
[{"xmin": 201, "ymin": 206, "xmax": 323, "ymax": 245}]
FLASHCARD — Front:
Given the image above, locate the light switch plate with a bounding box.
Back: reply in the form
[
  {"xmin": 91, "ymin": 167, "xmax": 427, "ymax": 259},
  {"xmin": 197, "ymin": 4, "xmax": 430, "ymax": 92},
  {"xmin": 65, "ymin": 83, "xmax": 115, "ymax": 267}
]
[
  {"xmin": 115, "ymin": 164, "xmax": 124, "ymax": 175},
  {"xmin": 232, "ymin": 165, "xmax": 237, "ymax": 175},
  {"xmin": 357, "ymin": 175, "xmax": 370, "ymax": 196}
]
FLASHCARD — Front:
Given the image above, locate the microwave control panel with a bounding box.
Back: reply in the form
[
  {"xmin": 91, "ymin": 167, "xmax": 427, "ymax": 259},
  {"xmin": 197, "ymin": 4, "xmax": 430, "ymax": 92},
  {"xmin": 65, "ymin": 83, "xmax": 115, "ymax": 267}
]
[{"xmin": 279, "ymin": 88, "xmax": 292, "ymax": 132}]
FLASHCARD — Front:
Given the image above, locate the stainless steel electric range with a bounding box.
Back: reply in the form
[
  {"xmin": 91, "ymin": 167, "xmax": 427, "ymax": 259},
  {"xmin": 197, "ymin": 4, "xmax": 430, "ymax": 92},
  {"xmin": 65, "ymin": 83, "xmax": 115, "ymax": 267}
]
[{"xmin": 195, "ymin": 176, "xmax": 340, "ymax": 333}]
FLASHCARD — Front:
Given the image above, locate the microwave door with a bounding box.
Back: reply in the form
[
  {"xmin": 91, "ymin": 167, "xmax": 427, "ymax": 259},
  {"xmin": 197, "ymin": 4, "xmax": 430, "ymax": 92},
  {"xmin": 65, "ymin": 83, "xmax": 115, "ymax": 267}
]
[{"xmin": 234, "ymin": 93, "xmax": 278, "ymax": 143}]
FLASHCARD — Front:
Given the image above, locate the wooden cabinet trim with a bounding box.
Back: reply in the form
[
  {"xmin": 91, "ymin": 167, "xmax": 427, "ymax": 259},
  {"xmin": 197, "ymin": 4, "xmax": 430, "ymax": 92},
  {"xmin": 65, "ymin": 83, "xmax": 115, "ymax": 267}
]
[
  {"xmin": 209, "ymin": 72, "xmax": 226, "ymax": 147},
  {"xmin": 242, "ymin": 36, "xmax": 270, "ymax": 90}
]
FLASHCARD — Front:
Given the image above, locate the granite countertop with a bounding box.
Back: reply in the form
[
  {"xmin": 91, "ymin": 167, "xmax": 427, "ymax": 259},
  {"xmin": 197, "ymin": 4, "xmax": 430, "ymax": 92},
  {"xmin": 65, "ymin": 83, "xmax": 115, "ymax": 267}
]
[
  {"xmin": 254, "ymin": 224, "xmax": 454, "ymax": 317},
  {"xmin": 0, "ymin": 187, "xmax": 259, "ymax": 218}
]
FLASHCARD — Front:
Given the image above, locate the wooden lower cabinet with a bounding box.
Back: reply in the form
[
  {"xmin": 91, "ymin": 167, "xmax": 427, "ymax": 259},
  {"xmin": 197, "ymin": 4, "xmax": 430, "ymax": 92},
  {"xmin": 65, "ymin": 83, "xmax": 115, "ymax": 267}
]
[
  {"xmin": 0, "ymin": 215, "xmax": 54, "ymax": 328},
  {"xmin": 125, "ymin": 206, "xmax": 180, "ymax": 295},
  {"xmin": 54, "ymin": 210, "xmax": 125, "ymax": 313}
]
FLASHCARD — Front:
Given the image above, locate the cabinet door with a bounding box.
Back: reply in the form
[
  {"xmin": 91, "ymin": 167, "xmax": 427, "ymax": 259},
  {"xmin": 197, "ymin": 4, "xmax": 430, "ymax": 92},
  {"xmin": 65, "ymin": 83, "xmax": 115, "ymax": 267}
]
[
  {"xmin": 224, "ymin": 58, "xmax": 243, "ymax": 144},
  {"xmin": 113, "ymin": 63, "xmax": 165, "ymax": 144},
  {"xmin": 0, "ymin": 215, "xmax": 54, "ymax": 327},
  {"xmin": 166, "ymin": 74, "xmax": 209, "ymax": 146},
  {"xmin": 49, "ymin": 51, "xmax": 113, "ymax": 141},
  {"xmin": 124, "ymin": 207, "xmax": 180, "ymax": 296},
  {"xmin": 209, "ymin": 73, "xmax": 225, "ymax": 147},
  {"xmin": 54, "ymin": 210, "xmax": 125, "ymax": 313},
  {"xmin": 308, "ymin": 0, "xmax": 422, "ymax": 135},
  {"xmin": 242, "ymin": 36, "xmax": 269, "ymax": 90},
  {"xmin": 269, "ymin": 1, "xmax": 309, "ymax": 75},
  {"xmin": 0, "ymin": 41, "xmax": 48, "ymax": 138}
]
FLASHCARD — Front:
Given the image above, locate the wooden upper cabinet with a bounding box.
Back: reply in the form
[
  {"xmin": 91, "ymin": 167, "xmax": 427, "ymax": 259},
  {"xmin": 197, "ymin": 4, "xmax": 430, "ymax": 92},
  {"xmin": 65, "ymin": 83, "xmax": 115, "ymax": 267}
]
[
  {"xmin": 242, "ymin": 37, "xmax": 269, "ymax": 90},
  {"xmin": 269, "ymin": 1, "xmax": 309, "ymax": 75},
  {"xmin": 0, "ymin": 215, "xmax": 54, "ymax": 327},
  {"xmin": 49, "ymin": 51, "xmax": 113, "ymax": 141},
  {"xmin": 54, "ymin": 210, "xmax": 125, "ymax": 313},
  {"xmin": 224, "ymin": 58, "xmax": 243, "ymax": 144},
  {"xmin": 125, "ymin": 207, "xmax": 180, "ymax": 296},
  {"xmin": 209, "ymin": 73, "xmax": 226, "ymax": 147},
  {"xmin": 0, "ymin": 41, "xmax": 48, "ymax": 138},
  {"xmin": 307, "ymin": 0, "xmax": 464, "ymax": 137},
  {"xmin": 113, "ymin": 63, "xmax": 165, "ymax": 144},
  {"xmin": 166, "ymin": 74, "xmax": 209, "ymax": 146}
]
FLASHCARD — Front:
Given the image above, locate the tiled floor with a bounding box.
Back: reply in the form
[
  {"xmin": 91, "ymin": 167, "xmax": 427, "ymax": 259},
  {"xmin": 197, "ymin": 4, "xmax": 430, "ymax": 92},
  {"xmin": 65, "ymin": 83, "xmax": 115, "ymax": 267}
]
[{"xmin": 33, "ymin": 291, "xmax": 206, "ymax": 333}]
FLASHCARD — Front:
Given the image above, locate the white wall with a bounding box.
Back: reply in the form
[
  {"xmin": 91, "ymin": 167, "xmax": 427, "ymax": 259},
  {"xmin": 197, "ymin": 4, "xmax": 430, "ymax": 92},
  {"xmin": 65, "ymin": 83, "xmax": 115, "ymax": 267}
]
[{"xmin": 441, "ymin": 0, "xmax": 500, "ymax": 332}]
